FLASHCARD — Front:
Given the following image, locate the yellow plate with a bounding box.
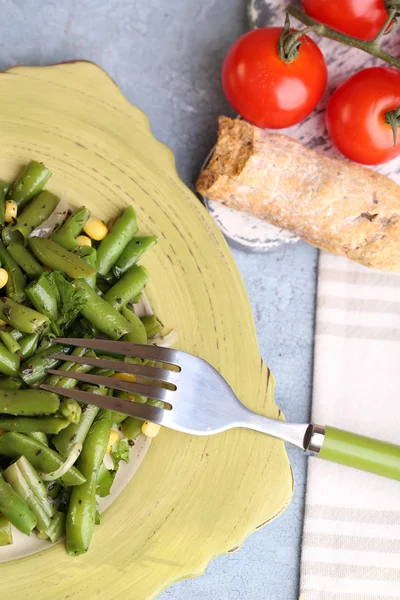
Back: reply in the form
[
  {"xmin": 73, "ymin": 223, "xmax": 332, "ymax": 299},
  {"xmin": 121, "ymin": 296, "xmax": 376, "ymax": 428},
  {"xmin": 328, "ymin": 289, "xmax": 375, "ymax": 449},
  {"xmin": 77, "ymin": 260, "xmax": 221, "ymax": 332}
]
[{"xmin": 0, "ymin": 62, "xmax": 292, "ymax": 599}]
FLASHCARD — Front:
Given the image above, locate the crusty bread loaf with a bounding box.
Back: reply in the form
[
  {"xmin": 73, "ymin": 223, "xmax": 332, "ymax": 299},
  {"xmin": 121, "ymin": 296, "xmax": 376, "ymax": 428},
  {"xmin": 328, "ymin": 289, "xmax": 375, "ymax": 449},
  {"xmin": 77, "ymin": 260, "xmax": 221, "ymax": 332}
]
[{"xmin": 196, "ymin": 116, "xmax": 400, "ymax": 271}]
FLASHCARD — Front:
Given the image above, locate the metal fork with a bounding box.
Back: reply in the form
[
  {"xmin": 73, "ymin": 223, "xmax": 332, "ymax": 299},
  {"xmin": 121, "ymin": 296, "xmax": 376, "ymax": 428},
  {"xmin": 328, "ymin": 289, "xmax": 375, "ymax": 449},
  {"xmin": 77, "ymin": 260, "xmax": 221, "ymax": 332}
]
[{"xmin": 41, "ymin": 338, "xmax": 400, "ymax": 481}]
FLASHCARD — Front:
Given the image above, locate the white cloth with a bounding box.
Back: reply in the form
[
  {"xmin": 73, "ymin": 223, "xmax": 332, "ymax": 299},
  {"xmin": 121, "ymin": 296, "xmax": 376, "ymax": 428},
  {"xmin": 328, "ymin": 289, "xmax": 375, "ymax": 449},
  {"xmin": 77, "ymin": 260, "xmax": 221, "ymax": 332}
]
[{"xmin": 300, "ymin": 252, "xmax": 400, "ymax": 600}]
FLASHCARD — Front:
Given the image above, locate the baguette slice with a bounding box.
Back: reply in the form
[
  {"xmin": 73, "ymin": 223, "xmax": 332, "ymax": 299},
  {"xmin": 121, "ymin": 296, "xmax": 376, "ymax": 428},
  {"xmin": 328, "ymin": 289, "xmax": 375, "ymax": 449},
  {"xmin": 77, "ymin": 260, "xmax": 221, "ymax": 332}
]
[{"xmin": 197, "ymin": 116, "xmax": 400, "ymax": 271}]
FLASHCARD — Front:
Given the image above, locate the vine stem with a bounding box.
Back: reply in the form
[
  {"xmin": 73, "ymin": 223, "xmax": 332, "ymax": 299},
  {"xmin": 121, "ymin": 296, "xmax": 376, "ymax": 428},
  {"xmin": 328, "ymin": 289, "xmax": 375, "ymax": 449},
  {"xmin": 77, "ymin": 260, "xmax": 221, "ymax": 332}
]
[{"xmin": 287, "ymin": 4, "xmax": 400, "ymax": 70}]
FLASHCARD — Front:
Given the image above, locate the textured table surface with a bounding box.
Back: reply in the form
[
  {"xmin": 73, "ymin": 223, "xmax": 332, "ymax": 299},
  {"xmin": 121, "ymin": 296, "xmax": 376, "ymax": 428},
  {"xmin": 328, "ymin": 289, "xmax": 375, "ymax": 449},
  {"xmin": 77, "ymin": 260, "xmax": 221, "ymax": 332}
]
[{"xmin": 0, "ymin": 1, "xmax": 317, "ymax": 597}]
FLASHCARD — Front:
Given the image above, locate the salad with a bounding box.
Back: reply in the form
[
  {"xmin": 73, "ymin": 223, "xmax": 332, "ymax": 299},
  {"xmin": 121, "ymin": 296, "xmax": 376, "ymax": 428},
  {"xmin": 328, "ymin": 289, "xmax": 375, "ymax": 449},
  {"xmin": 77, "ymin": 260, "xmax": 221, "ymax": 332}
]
[{"xmin": 0, "ymin": 160, "xmax": 170, "ymax": 555}]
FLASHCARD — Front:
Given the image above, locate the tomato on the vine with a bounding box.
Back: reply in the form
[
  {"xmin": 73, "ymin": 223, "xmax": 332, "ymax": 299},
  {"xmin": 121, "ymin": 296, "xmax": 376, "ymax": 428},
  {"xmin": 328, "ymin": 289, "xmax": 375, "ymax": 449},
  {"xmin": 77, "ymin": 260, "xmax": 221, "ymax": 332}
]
[
  {"xmin": 222, "ymin": 27, "xmax": 327, "ymax": 129},
  {"xmin": 302, "ymin": 0, "xmax": 390, "ymax": 41},
  {"xmin": 326, "ymin": 67, "xmax": 400, "ymax": 165}
]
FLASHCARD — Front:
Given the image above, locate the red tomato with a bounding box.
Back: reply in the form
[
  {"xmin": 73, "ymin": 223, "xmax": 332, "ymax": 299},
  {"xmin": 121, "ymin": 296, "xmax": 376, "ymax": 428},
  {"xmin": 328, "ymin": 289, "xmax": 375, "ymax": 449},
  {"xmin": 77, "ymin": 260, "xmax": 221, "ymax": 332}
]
[
  {"xmin": 222, "ymin": 27, "xmax": 327, "ymax": 129},
  {"xmin": 326, "ymin": 67, "xmax": 400, "ymax": 165},
  {"xmin": 302, "ymin": 0, "xmax": 389, "ymax": 41}
]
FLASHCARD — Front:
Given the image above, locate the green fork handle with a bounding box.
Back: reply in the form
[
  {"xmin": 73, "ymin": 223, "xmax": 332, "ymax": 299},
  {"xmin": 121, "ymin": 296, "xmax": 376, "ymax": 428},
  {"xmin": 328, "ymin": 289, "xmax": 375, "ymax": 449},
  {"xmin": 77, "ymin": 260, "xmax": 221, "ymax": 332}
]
[{"xmin": 316, "ymin": 426, "xmax": 400, "ymax": 481}]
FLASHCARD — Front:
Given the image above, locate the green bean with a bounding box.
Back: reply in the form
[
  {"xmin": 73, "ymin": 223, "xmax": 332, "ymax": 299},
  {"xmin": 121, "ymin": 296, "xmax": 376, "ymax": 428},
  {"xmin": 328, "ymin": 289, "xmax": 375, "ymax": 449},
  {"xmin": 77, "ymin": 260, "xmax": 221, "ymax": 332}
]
[
  {"xmin": 95, "ymin": 278, "xmax": 111, "ymax": 295},
  {"xmin": 96, "ymin": 206, "xmax": 137, "ymax": 276},
  {"xmin": 0, "ymin": 389, "xmax": 59, "ymax": 415},
  {"xmin": 0, "ymin": 473, "xmax": 37, "ymax": 534},
  {"xmin": 7, "ymin": 243, "xmax": 44, "ymax": 278},
  {"xmin": 0, "ymin": 433, "xmax": 85, "ymax": 486},
  {"xmin": 51, "ymin": 206, "xmax": 90, "ymax": 251},
  {"xmin": 27, "ymin": 431, "xmax": 48, "ymax": 446},
  {"xmin": 12, "ymin": 456, "xmax": 55, "ymax": 517},
  {"xmin": 140, "ymin": 315, "xmax": 163, "ymax": 338},
  {"xmin": 103, "ymin": 265, "xmax": 148, "ymax": 311},
  {"xmin": 3, "ymin": 191, "xmax": 60, "ymax": 245},
  {"xmin": 0, "ymin": 515, "xmax": 12, "ymax": 545},
  {"xmin": 0, "ymin": 297, "xmax": 49, "ymax": 334},
  {"xmin": 19, "ymin": 333, "xmax": 40, "ymax": 360},
  {"xmin": 10, "ymin": 329, "xmax": 24, "ymax": 341},
  {"xmin": 0, "ymin": 182, "xmax": 10, "ymax": 195},
  {"xmin": 28, "ymin": 237, "xmax": 96, "ymax": 279},
  {"xmin": 45, "ymin": 511, "xmax": 65, "ymax": 543},
  {"xmin": 66, "ymin": 409, "xmax": 111, "ymax": 555},
  {"xmin": 74, "ymin": 280, "xmax": 133, "ymax": 340},
  {"xmin": 111, "ymin": 410, "xmax": 128, "ymax": 427},
  {"xmin": 113, "ymin": 235, "xmax": 160, "ymax": 278},
  {"xmin": 59, "ymin": 399, "xmax": 81, "ymax": 424},
  {"xmin": 121, "ymin": 307, "xmax": 147, "ymax": 344},
  {"xmin": 0, "ymin": 417, "xmax": 69, "ymax": 434},
  {"xmin": 7, "ymin": 161, "xmax": 52, "ymax": 208},
  {"xmin": 121, "ymin": 417, "xmax": 142, "ymax": 440},
  {"xmin": 0, "ymin": 329, "xmax": 21, "ymax": 354},
  {"xmin": 0, "ymin": 187, "xmax": 5, "ymax": 227},
  {"xmin": 0, "ymin": 240, "xmax": 26, "ymax": 302},
  {"xmin": 4, "ymin": 462, "xmax": 52, "ymax": 531},
  {"xmin": 46, "ymin": 480, "xmax": 60, "ymax": 499},
  {"xmin": 0, "ymin": 341, "xmax": 19, "ymax": 376},
  {"xmin": 0, "ymin": 377, "xmax": 21, "ymax": 390},
  {"xmin": 73, "ymin": 246, "xmax": 97, "ymax": 288},
  {"xmin": 49, "ymin": 351, "xmax": 97, "ymax": 391},
  {"xmin": 26, "ymin": 272, "xmax": 59, "ymax": 321},
  {"xmin": 20, "ymin": 342, "xmax": 71, "ymax": 385},
  {"xmin": 54, "ymin": 404, "xmax": 101, "ymax": 457}
]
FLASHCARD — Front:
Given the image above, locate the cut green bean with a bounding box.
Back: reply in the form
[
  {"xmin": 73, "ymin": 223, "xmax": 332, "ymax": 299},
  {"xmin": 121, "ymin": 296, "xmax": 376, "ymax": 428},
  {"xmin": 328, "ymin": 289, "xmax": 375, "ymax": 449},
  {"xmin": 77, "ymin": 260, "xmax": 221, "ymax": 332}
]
[
  {"xmin": 45, "ymin": 511, "xmax": 65, "ymax": 543},
  {"xmin": 10, "ymin": 329, "xmax": 24, "ymax": 341},
  {"xmin": 0, "ymin": 297, "xmax": 49, "ymax": 334},
  {"xmin": 0, "ymin": 433, "xmax": 85, "ymax": 486},
  {"xmin": 0, "ymin": 515, "xmax": 12, "ymax": 545},
  {"xmin": 73, "ymin": 246, "xmax": 97, "ymax": 288},
  {"xmin": 59, "ymin": 399, "xmax": 81, "ymax": 424},
  {"xmin": 0, "ymin": 341, "xmax": 20, "ymax": 376},
  {"xmin": 0, "ymin": 187, "xmax": 5, "ymax": 228},
  {"xmin": 121, "ymin": 307, "xmax": 147, "ymax": 344},
  {"xmin": 66, "ymin": 409, "xmax": 111, "ymax": 555},
  {"xmin": 46, "ymin": 480, "xmax": 60, "ymax": 499},
  {"xmin": 27, "ymin": 431, "xmax": 48, "ymax": 446},
  {"xmin": 103, "ymin": 265, "xmax": 148, "ymax": 311},
  {"xmin": 28, "ymin": 237, "xmax": 96, "ymax": 279},
  {"xmin": 3, "ymin": 191, "xmax": 60, "ymax": 245},
  {"xmin": 0, "ymin": 473, "xmax": 37, "ymax": 535},
  {"xmin": 113, "ymin": 236, "xmax": 161, "ymax": 278},
  {"xmin": 74, "ymin": 280, "xmax": 132, "ymax": 340},
  {"xmin": 26, "ymin": 272, "xmax": 59, "ymax": 321},
  {"xmin": 20, "ymin": 342, "xmax": 71, "ymax": 385},
  {"xmin": 7, "ymin": 161, "xmax": 51, "ymax": 208},
  {"xmin": 121, "ymin": 417, "xmax": 142, "ymax": 440},
  {"xmin": 0, "ymin": 240, "xmax": 26, "ymax": 303},
  {"xmin": 0, "ymin": 182, "xmax": 10, "ymax": 196},
  {"xmin": 0, "ymin": 330, "xmax": 21, "ymax": 354},
  {"xmin": 96, "ymin": 206, "xmax": 137, "ymax": 275},
  {"xmin": 12, "ymin": 456, "xmax": 55, "ymax": 517},
  {"xmin": 140, "ymin": 315, "xmax": 163, "ymax": 338},
  {"xmin": 0, "ymin": 377, "xmax": 21, "ymax": 390},
  {"xmin": 47, "ymin": 349, "xmax": 96, "ymax": 390},
  {"xmin": 0, "ymin": 389, "xmax": 59, "ymax": 415},
  {"xmin": 0, "ymin": 417, "xmax": 69, "ymax": 434},
  {"xmin": 19, "ymin": 333, "xmax": 40, "ymax": 360},
  {"xmin": 4, "ymin": 462, "xmax": 52, "ymax": 531},
  {"xmin": 7, "ymin": 243, "xmax": 44, "ymax": 278},
  {"xmin": 51, "ymin": 206, "xmax": 90, "ymax": 250}
]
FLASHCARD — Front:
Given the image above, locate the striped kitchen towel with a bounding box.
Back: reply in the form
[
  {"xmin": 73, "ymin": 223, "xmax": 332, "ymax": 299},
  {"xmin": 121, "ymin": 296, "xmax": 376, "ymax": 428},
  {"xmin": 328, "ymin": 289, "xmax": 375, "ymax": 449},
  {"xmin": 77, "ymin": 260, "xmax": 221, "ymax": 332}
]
[{"xmin": 300, "ymin": 252, "xmax": 400, "ymax": 600}]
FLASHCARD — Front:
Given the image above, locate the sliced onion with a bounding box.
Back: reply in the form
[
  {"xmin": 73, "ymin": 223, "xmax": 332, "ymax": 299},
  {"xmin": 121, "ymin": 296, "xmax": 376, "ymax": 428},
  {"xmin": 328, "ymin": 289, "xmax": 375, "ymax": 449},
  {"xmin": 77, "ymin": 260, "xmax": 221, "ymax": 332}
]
[
  {"xmin": 40, "ymin": 442, "xmax": 82, "ymax": 481},
  {"xmin": 30, "ymin": 196, "xmax": 69, "ymax": 238},
  {"xmin": 133, "ymin": 291, "xmax": 153, "ymax": 318},
  {"xmin": 152, "ymin": 329, "xmax": 178, "ymax": 348}
]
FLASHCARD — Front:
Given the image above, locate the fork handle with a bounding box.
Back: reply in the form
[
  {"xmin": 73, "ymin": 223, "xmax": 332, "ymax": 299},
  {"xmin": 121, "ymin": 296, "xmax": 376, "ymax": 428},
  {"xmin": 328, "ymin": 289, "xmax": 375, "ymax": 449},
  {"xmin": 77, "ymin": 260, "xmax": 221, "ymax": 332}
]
[{"xmin": 311, "ymin": 425, "xmax": 400, "ymax": 481}]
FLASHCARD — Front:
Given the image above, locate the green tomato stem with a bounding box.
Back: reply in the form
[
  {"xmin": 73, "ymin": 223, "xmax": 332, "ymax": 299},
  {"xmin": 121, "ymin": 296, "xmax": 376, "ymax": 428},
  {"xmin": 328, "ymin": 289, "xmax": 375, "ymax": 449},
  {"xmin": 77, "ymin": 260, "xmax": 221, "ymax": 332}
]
[
  {"xmin": 287, "ymin": 4, "xmax": 400, "ymax": 70},
  {"xmin": 385, "ymin": 105, "xmax": 400, "ymax": 146}
]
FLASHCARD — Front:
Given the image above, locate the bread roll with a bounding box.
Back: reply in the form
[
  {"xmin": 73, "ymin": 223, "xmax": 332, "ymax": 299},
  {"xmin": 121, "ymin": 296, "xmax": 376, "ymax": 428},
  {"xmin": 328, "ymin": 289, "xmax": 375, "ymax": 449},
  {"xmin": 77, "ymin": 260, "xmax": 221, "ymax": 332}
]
[{"xmin": 196, "ymin": 116, "xmax": 400, "ymax": 271}]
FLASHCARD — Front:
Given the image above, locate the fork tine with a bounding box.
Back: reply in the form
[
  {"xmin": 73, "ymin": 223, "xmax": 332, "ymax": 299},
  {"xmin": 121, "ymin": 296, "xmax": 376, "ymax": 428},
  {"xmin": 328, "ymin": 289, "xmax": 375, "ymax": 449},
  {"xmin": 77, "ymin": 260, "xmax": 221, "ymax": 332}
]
[
  {"xmin": 49, "ymin": 353, "xmax": 178, "ymax": 384},
  {"xmin": 40, "ymin": 384, "xmax": 165, "ymax": 424},
  {"xmin": 46, "ymin": 369, "xmax": 170, "ymax": 402},
  {"xmin": 55, "ymin": 338, "xmax": 178, "ymax": 364}
]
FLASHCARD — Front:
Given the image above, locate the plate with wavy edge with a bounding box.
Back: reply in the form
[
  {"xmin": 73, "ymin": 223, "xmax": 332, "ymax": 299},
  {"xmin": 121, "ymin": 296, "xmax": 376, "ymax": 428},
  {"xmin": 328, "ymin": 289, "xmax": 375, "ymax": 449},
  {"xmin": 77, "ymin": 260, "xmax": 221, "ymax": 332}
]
[{"xmin": 0, "ymin": 61, "xmax": 293, "ymax": 600}]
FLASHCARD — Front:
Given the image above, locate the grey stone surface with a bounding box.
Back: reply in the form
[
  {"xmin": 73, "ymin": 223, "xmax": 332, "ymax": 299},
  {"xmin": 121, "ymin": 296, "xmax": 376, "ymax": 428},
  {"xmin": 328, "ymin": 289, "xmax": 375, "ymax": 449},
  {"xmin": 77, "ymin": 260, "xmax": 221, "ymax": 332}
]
[{"xmin": 0, "ymin": 1, "xmax": 317, "ymax": 597}]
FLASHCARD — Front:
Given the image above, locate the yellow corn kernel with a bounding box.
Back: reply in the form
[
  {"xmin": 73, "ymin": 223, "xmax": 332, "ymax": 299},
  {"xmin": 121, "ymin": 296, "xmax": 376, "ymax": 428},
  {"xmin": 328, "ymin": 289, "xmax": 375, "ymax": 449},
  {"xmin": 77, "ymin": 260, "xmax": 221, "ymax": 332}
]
[
  {"xmin": 76, "ymin": 235, "xmax": 92, "ymax": 247},
  {"xmin": 0, "ymin": 320, "xmax": 7, "ymax": 327},
  {"xmin": 106, "ymin": 429, "xmax": 119, "ymax": 453},
  {"xmin": 0, "ymin": 269, "xmax": 8, "ymax": 290},
  {"xmin": 141, "ymin": 421, "xmax": 161, "ymax": 439},
  {"xmin": 111, "ymin": 372, "xmax": 137, "ymax": 382},
  {"xmin": 83, "ymin": 217, "xmax": 108, "ymax": 241},
  {"xmin": 4, "ymin": 201, "xmax": 17, "ymax": 223}
]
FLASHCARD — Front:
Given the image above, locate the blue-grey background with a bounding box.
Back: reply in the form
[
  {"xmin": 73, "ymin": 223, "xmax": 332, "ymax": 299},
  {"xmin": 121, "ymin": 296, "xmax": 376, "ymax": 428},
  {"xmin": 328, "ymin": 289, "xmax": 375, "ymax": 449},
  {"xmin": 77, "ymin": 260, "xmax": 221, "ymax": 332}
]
[{"xmin": 0, "ymin": 1, "xmax": 317, "ymax": 597}]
